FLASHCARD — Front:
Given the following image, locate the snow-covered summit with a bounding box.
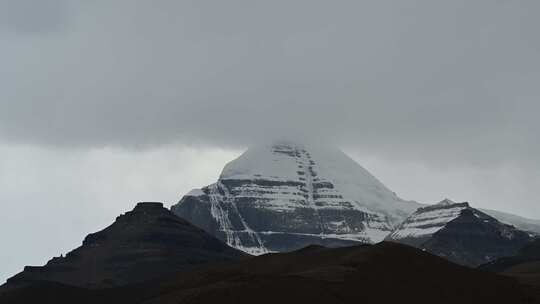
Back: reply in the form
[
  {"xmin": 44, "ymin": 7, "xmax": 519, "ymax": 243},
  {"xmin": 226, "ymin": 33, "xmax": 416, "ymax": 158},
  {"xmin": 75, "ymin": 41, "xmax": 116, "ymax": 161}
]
[
  {"xmin": 172, "ymin": 141, "xmax": 421, "ymax": 254},
  {"xmin": 219, "ymin": 142, "xmax": 418, "ymax": 223}
]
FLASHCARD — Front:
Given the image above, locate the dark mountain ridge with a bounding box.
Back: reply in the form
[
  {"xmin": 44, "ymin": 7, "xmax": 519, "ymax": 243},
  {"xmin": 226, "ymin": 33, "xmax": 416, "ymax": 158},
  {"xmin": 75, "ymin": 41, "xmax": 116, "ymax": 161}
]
[
  {"xmin": 2, "ymin": 202, "xmax": 246, "ymax": 290},
  {"xmin": 1, "ymin": 242, "xmax": 539, "ymax": 304},
  {"xmin": 387, "ymin": 199, "xmax": 532, "ymax": 267}
]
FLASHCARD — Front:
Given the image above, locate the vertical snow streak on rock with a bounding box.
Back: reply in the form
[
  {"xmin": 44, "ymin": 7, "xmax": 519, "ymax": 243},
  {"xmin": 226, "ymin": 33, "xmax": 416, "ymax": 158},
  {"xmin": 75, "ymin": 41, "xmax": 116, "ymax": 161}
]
[
  {"xmin": 208, "ymin": 183, "xmax": 241, "ymax": 248},
  {"xmin": 220, "ymin": 182, "xmax": 268, "ymax": 254}
]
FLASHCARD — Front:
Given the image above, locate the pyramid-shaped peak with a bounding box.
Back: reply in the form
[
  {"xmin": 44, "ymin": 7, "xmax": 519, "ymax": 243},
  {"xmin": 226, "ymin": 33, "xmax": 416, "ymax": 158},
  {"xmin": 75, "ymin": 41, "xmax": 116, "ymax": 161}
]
[
  {"xmin": 221, "ymin": 142, "xmax": 386, "ymax": 190},
  {"xmin": 174, "ymin": 142, "xmax": 421, "ymax": 254},
  {"xmin": 218, "ymin": 142, "xmax": 412, "ymax": 216}
]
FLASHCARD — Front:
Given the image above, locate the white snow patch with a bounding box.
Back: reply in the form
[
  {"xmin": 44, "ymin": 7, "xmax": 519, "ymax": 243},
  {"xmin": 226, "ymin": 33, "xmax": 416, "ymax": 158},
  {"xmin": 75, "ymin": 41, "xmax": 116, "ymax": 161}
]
[{"xmin": 389, "ymin": 204, "xmax": 468, "ymax": 239}]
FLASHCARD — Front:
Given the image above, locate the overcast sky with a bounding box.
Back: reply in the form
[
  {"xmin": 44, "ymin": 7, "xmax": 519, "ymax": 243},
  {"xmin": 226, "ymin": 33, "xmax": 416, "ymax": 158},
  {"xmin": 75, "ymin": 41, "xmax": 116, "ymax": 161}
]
[{"xmin": 1, "ymin": 0, "xmax": 539, "ymax": 283}]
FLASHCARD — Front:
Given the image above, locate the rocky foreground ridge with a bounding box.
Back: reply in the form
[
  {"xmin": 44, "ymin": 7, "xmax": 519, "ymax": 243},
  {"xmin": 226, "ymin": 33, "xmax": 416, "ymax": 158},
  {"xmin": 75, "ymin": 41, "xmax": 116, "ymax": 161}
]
[{"xmin": 4, "ymin": 202, "xmax": 245, "ymax": 289}]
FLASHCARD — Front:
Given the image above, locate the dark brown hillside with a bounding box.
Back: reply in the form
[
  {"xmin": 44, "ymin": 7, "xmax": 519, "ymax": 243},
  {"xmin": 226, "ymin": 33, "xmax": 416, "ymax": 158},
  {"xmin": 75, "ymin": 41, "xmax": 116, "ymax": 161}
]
[
  {"xmin": 2, "ymin": 202, "xmax": 246, "ymax": 290},
  {"xmin": 480, "ymin": 238, "xmax": 540, "ymax": 288},
  {"xmin": 2, "ymin": 242, "xmax": 539, "ymax": 304}
]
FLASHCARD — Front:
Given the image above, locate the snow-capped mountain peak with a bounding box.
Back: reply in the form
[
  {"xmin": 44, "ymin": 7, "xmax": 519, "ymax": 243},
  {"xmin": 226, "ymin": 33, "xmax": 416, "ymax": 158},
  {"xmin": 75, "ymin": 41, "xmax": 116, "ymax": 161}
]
[{"xmin": 172, "ymin": 142, "xmax": 421, "ymax": 254}]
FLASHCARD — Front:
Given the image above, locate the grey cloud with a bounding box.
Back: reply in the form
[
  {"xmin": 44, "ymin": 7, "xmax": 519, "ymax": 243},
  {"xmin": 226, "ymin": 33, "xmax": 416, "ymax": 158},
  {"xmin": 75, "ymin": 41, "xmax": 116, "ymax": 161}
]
[
  {"xmin": 1, "ymin": 0, "xmax": 539, "ymax": 168},
  {"xmin": 0, "ymin": 0, "xmax": 68, "ymax": 34}
]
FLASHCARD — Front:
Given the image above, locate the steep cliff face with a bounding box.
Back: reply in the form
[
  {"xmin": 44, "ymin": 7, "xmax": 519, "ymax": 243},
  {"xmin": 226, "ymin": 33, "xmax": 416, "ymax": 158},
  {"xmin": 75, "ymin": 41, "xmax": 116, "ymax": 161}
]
[
  {"xmin": 387, "ymin": 199, "xmax": 532, "ymax": 267},
  {"xmin": 172, "ymin": 142, "xmax": 420, "ymax": 254}
]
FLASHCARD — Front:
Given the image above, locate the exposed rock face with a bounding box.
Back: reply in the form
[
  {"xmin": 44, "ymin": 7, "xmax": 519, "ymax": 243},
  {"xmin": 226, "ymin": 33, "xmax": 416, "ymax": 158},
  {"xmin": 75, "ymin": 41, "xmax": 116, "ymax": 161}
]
[
  {"xmin": 172, "ymin": 142, "xmax": 420, "ymax": 254},
  {"xmin": 387, "ymin": 199, "xmax": 532, "ymax": 267},
  {"xmin": 4, "ymin": 202, "xmax": 246, "ymax": 289}
]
